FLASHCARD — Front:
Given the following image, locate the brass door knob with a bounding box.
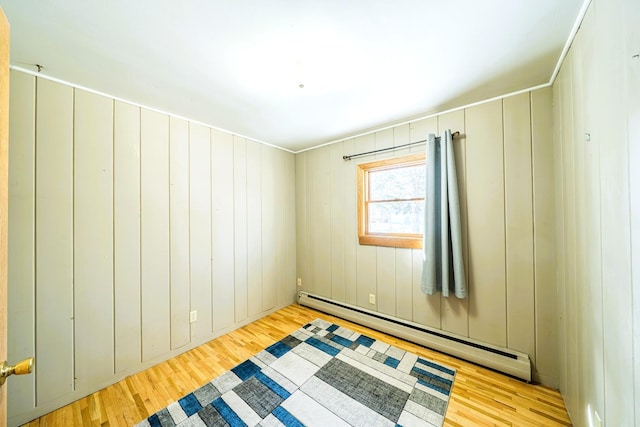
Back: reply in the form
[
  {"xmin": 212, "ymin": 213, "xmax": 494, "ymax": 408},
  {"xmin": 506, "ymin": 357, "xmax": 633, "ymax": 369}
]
[{"xmin": 0, "ymin": 357, "xmax": 34, "ymax": 386}]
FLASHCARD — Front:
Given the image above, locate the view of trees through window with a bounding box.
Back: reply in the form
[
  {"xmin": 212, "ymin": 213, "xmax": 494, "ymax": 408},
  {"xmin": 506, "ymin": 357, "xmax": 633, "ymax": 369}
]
[{"xmin": 368, "ymin": 163, "xmax": 425, "ymax": 234}]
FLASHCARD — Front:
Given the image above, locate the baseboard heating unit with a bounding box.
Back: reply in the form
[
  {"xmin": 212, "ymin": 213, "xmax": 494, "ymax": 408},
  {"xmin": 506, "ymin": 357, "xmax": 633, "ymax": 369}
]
[{"xmin": 298, "ymin": 291, "xmax": 531, "ymax": 382}]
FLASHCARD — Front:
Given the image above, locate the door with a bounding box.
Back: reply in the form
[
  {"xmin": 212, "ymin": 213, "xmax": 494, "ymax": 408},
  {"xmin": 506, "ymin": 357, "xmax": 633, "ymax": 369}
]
[{"xmin": 0, "ymin": 5, "xmax": 10, "ymax": 425}]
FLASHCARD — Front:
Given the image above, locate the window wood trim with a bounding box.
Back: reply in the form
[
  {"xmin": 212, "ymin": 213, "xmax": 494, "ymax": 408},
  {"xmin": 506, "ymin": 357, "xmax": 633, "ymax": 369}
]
[{"xmin": 357, "ymin": 153, "xmax": 425, "ymax": 249}]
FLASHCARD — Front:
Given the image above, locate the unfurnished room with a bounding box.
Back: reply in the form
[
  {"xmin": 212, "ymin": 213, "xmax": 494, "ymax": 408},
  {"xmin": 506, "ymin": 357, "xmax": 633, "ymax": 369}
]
[{"xmin": 0, "ymin": 0, "xmax": 638, "ymax": 426}]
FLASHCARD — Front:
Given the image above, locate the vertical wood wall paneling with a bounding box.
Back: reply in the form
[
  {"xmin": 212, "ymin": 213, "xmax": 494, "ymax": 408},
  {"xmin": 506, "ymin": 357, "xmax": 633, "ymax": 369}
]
[
  {"xmin": 282, "ymin": 149, "xmax": 294, "ymax": 306},
  {"xmin": 246, "ymin": 141, "xmax": 263, "ymax": 317},
  {"xmin": 502, "ymin": 93, "xmax": 535, "ymax": 360},
  {"xmin": 35, "ymin": 78, "xmax": 74, "ymax": 403},
  {"xmin": 233, "ymin": 136, "xmax": 248, "ymax": 323},
  {"xmin": 261, "ymin": 145, "xmax": 277, "ymax": 311},
  {"xmin": 7, "ymin": 71, "xmax": 36, "ymax": 415},
  {"xmin": 140, "ymin": 109, "xmax": 171, "ymax": 362},
  {"xmin": 569, "ymin": 27, "xmax": 588, "ymax": 427},
  {"xmin": 393, "ymin": 124, "xmax": 413, "ymax": 321},
  {"xmin": 342, "ymin": 139, "xmax": 357, "ymax": 306},
  {"xmin": 408, "ymin": 118, "xmax": 436, "ymax": 155},
  {"xmin": 211, "ymin": 129, "xmax": 235, "ymax": 332},
  {"xmin": 308, "ymin": 146, "xmax": 331, "ymax": 298},
  {"xmin": 329, "ymin": 142, "xmax": 346, "ymax": 302},
  {"xmin": 354, "ymin": 134, "xmax": 376, "ymax": 309},
  {"xmin": 289, "ymin": 153, "xmax": 298, "ymax": 303},
  {"xmin": 304, "ymin": 150, "xmax": 316, "ymax": 296},
  {"xmin": 530, "ymin": 87, "xmax": 559, "ymax": 386},
  {"xmin": 552, "ymin": 0, "xmax": 639, "ymax": 422},
  {"xmin": 73, "ymin": 89, "xmax": 115, "ymax": 388},
  {"xmin": 272, "ymin": 150, "xmax": 284, "ymax": 310},
  {"xmin": 282, "ymin": 152, "xmax": 298, "ymax": 306},
  {"xmin": 466, "ymin": 99, "xmax": 507, "ymax": 347},
  {"xmin": 113, "ymin": 101, "xmax": 142, "ymax": 373},
  {"xmin": 438, "ymin": 110, "xmax": 469, "ymax": 337},
  {"xmin": 374, "ymin": 128, "xmax": 396, "ymax": 317},
  {"xmin": 552, "ymin": 60, "xmax": 568, "ymax": 397},
  {"xmin": 559, "ymin": 56, "xmax": 579, "ymax": 416},
  {"xmin": 391, "ymin": 123, "xmax": 411, "ymax": 157},
  {"xmin": 625, "ymin": 0, "xmax": 640, "ymax": 419},
  {"xmin": 597, "ymin": 0, "xmax": 634, "ymax": 423},
  {"xmin": 295, "ymin": 152, "xmax": 307, "ymax": 294},
  {"xmin": 578, "ymin": 6, "xmax": 604, "ymax": 412},
  {"xmin": 189, "ymin": 123, "xmax": 212, "ymax": 339},
  {"xmin": 408, "ymin": 117, "xmax": 440, "ymax": 329},
  {"xmin": 7, "ymin": 69, "xmax": 300, "ymax": 424},
  {"xmin": 315, "ymin": 146, "xmax": 331, "ymax": 299},
  {"xmin": 169, "ymin": 117, "xmax": 190, "ymax": 349},
  {"xmin": 294, "ymin": 88, "xmax": 556, "ymax": 386}
]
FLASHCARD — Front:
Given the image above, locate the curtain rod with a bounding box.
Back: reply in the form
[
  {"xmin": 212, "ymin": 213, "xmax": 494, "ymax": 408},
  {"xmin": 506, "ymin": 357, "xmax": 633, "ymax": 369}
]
[{"xmin": 342, "ymin": 131, "xmax": 460, "ymax": 161}]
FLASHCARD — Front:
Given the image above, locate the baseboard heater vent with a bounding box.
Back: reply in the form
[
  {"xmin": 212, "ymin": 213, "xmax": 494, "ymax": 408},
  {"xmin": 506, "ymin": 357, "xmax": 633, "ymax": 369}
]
[{"xmin": 298, "ymin": 291, "xmax": 531, "ymax": 382}]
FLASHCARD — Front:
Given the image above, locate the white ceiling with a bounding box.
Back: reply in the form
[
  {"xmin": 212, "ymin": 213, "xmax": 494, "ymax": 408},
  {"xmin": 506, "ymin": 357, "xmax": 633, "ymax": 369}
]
[{"xmin": 1, "ymin": 1, "xmax": 585, "ymax": 152}]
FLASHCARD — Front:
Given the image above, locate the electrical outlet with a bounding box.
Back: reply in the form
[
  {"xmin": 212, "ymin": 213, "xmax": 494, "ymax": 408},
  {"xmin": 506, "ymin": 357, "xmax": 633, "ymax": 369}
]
[
  {"xmin": 297, "ymin": 277, "xmax": 302, "ymax": 287},
  {"xmin": 369, "ymin": 294, "xmax": 376, "ymax": 304},
  {"xmin": 190, "ymin": 310, "xmax": 197, "ymax": 323}
]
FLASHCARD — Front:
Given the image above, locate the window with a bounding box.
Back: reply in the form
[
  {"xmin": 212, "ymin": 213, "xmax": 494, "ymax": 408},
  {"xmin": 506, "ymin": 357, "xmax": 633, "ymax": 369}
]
[{"xmin": 357, "ymin": 153, "xmax": 425, "ymax": 249}]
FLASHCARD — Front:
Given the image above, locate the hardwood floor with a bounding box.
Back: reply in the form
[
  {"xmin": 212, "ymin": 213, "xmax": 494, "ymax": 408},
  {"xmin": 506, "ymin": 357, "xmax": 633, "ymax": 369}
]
[{"xmin": 24, "ymin": 304, "xmax": 572, "ymax": 426}]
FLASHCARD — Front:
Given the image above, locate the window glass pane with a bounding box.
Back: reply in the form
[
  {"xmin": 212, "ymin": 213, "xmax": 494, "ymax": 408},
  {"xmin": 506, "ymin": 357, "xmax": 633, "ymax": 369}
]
[
  {"xmin": 369, "ymin": 164, "xmax": 425, "ymax": 201},
  {"xmin": 368, "ymin": 201, "xmax": 424, "ymax": 234}
]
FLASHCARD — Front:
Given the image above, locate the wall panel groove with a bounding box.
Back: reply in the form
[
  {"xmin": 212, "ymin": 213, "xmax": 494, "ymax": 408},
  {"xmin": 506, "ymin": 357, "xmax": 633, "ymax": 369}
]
[
  {"xmin": 113, "ymin": 100, "xmax": 141, "ymax": 374},
  {"xmin": 73, "ymin": 89, "xmax": 115, "ymax": 389},
  {"xmin": 503, "ymin": 93, "xmax": 534, "ymax": 359},
  {"xmin": 246, "ymin": 141, "xmax": 262, "ymax": 317},
  {"xmin": 169, "ymin": 117, "xmax": 190, "ymax": 349},
  {"xmin": 296, "ymin": 88, "xmax": 557, "ymax": 386},
  {"xmin": 232, "ymin": 136, "xmax": 248, "ymax": 323},
  {"xmin": 211, "ymin": 129, "xmax": 236, "ymax": 332},
  {"xmin": 7, "ymin": 70, "xmax": 297, "ymax": 426},
  {"xmin": 140, "ymin": 109, "xmax": 171, "ymax": 362},
  {"xmin": 551, "ymin": 0, "xmax": 638, "ymax": 424},
  {"xmin": 189, "ymin": 122, "xmax": 212, "ymax": 340},
  {"xmin": 34, "ymin": 78, "xmax": 74, "ymax": 405}
]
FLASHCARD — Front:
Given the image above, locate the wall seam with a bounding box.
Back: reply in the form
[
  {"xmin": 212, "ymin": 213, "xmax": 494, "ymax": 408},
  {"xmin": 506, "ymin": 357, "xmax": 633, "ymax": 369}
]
[
  {"xmin": 529, "ymin": 91, "xmax": 538, "ymax": 375},
  {"xmin": 188, "ymin": 121, "xmax": 193, "ymax": 343},
  {"xmin": 71, "ymin": 87, "xmax": 77, "ymax": 392},
  {"xmin": 111, "ymin": 98, "xmax": 116, "ymax": 375},
  {"xmin": 623, "ymin": 7, "xmax": 637, "ymax": 423},
  {"xmin": 33, "ymin": 75, "xmax": 39, "ymax": 407},
  {"xmin": 501, "ymin": 99, "xmax": 509, "ymax": 348},
  {"xmin": 168, "ymin": 118, "xmax": 173, "ymax": 349},
  {"xmin": 463, "ymin": 108, "xmax": 470, "ymax": 338},
  {"xmin": 138, "ymin": 107, "xmax": 143, "ymax": 364},
  {"xmin": 245, "ymin": 140, "xmax": 249, "ymax": 319},
  {"xmin": 209, "ymin": 129, "xmax": 214, "ymax": 333},
  {"xmin": 231, "ymin": 135, "xmax": 238, "ymax": 327}
]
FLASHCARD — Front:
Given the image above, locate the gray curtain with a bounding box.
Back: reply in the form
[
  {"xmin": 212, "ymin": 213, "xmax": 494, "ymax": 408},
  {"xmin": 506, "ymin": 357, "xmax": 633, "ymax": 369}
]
[{"xmin": 421, "ymin": 129, "xmax": 467, "ymax": 298}]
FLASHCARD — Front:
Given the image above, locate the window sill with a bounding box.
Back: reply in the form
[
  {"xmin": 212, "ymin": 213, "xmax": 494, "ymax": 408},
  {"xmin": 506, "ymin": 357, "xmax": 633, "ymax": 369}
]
[{"xmin": 358, "ymin": 234, "xmax": 423, "ymax": 249}]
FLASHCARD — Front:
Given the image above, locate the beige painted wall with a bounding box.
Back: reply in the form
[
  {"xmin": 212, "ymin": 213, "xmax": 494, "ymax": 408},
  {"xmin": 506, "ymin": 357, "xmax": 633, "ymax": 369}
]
[
  {"xmin": 6, "ymin": 70, "xmax": 297, "ymax": 426},
  {"xmin": 295, "ymin": 87, "xmax": 558, "ymax": 386},
  {"xmin": 11, "ymin": 5, "xmax": 639, "ymax": 422},
  {"xmin": 552, "ymin": 0, "xmax": 640, "ymax": 425}
]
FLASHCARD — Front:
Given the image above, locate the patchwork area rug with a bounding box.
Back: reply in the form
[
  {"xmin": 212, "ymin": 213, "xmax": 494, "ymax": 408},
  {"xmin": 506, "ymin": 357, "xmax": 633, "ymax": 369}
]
[{"xmin": 136, "ymin": 319, "xmax": 455, "ymax": 427}]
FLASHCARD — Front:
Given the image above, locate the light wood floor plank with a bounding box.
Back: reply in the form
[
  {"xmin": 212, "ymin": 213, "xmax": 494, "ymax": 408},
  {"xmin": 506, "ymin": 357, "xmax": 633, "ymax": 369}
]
[{"xmin": 22, "ymin": 304, "xmax": 571, "ymax": 426}]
